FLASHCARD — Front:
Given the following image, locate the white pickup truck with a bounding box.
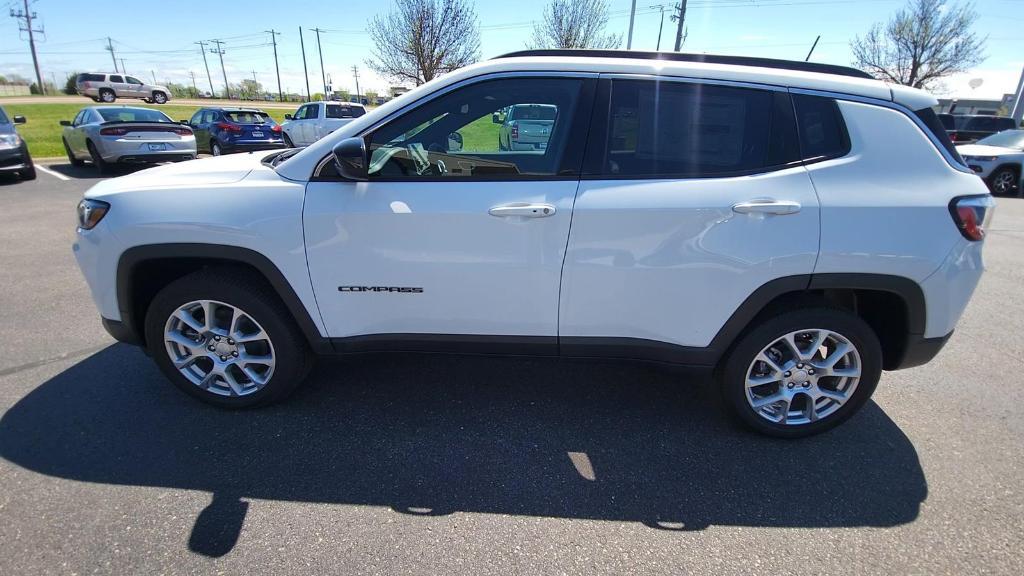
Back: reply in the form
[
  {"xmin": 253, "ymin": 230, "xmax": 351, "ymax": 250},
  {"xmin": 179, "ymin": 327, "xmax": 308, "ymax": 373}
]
[{"xmin": 280, "ymin": 101, "xmax": 367, "ymax": 147}]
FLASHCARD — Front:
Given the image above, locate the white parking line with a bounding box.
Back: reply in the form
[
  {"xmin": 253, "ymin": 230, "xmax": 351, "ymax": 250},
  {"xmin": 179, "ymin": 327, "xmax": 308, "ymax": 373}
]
[{"xmin": 35, "ymin": 164, "xmax": 71, "ymax": 181}]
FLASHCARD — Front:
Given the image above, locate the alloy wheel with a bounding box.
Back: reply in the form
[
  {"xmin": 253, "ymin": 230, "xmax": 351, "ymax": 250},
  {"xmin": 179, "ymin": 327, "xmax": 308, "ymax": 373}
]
[
  {"xmin": 163, "ymin": 300, "xmax": 276, "ymax": 397},
  {"xmin": 744, "ymin": 329, "xmax": 861, "ymax": 426},
  {"xmin": 993, "ymin": 170, "xmax": 1016, "ymax": 194}
]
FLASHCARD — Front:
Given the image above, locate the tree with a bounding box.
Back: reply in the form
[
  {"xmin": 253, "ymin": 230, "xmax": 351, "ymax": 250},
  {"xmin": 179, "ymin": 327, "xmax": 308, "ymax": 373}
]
[
  {"xmin": 64, "ymin": 72, "xmax": 80, "ymax": 95},
  {"xmin": 336, "ymin": 88, "xmax": 351, "ymax": 102},
  {"xmin": 529, "ymin": 0, "xmax": 621, "ymax": 49},
  {"xmin": 850, "ymin": 0, "xmax": 986, "ymax": 90},
  {"xmin": 364, "ymin": 89, "xmax": 380, "ymax": 105},
  {"xmin": 367, "ymin": 0, "xmax": 480, "ymax": 85}
]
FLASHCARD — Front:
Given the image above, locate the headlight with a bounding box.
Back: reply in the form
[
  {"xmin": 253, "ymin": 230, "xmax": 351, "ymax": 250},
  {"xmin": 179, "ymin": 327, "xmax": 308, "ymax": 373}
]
[
  {"xmin": 0, "ymin": 133, "xmax": 21, "ymax": 150},
  {"xmin": 964, "ymin": 155, "xmax": 998, "ymax": 162},
  {"xmin": 77, "ymin": 199, "xmax": 110, "ymax": 230}
]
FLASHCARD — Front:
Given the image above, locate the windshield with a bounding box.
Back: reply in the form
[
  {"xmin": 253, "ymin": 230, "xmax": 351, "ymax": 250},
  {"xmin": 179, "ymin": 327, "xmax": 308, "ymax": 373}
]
[
  {"xmin": 97, "ymin": 108, "xmax": 173, "ymax": 123},
  {"xmin": 0, "ymin": 108, "xmax": 8, "ymax": 124},
  {"xmin": 510, "ymin": 105, "xmax": 557, "ymax": 121},
  {"xmin": 224, "ymin": 111, "xmax": 273, "ymax": 124},
  {"xmin": 976, "ymin": 130, "xmax": 1024, "ymax": 150}
]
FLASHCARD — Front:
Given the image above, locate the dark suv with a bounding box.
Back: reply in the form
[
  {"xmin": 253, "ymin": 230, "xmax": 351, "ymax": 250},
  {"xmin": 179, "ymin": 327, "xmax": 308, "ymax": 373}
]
[
  {"xmin": 187, "ymin": 108, "xmax": 286, "ymax": 156},
  {"xmin": 0, "ymin": 106, "xmax": 35, "ymax": 180},
  {"xmin": 941, "ymin": 114, "xmax": 1018, "ymax": 144}
]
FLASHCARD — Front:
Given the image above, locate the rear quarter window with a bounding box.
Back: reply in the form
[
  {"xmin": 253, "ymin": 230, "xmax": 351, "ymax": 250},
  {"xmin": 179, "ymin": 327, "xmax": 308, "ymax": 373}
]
[
  {"xmin": 914, "ymin": 107, "xmax": 966, "ymax": 167},
  {"xmin": 793, "ymin": 94, "xmax": 850, "ymax": 161}
]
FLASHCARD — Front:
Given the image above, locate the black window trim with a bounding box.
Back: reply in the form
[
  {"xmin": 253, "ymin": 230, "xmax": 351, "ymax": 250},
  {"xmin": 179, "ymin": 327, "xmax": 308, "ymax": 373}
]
[
  {"xmin": 311, "ymin": 71, "xmax": 600, "ymax": 182},
  {"xmin": 580, "ymin": 74, "xmax": 805, "ymax": 181}
]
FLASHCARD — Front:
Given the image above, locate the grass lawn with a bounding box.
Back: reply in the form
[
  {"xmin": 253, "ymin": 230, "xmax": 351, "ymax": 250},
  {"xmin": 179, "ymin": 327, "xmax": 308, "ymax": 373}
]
[
  {"xmin": 459, "ymin": 114, "xmax": 502, "ymax": 152},
  {"xmin": 2, "ymin": 102, "xmax": 296, "ymax": 158}
]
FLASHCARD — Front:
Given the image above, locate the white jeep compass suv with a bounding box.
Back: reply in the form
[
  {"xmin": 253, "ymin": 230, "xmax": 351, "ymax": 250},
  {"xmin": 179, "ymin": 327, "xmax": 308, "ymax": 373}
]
[{"xmin": 73, "ymin": 51, "xmax": 993, "ymax": 437}]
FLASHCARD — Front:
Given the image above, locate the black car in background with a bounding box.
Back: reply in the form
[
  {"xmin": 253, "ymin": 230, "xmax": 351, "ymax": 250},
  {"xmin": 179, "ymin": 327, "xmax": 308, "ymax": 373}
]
[
  {"xmin": 187, "ymin": 108, "xmax": 286, "ymax": 156},
  {"xmin": 939, "ymin": 114, "xmax": 1018, "ymax": 145},
  {"xmin": 0, "ymin": 106, "xmax": 35, "ymax": 181}
]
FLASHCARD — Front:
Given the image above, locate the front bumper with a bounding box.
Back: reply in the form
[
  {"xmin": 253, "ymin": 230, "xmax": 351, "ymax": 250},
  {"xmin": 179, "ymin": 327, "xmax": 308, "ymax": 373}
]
[
  {"xmin": 102, "ymin": 317, "xmax": 143, "ymax": 346},
  {"xmin": 889, "ymin": 331, "xmax": 953, "ymax": 370},
  {"xmin": 0, "ymin": 144, "xmax": 30, "ymax": 172},
  {"xmin": 220, "ymin": 140, "xmax": 288, "ymax": 153}
]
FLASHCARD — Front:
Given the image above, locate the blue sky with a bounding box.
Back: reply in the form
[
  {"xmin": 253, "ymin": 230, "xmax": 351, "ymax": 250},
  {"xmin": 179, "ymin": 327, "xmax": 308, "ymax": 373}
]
[{"xmin": 1, "ymin": 0, "xmax": 1021, "ymax": 99}]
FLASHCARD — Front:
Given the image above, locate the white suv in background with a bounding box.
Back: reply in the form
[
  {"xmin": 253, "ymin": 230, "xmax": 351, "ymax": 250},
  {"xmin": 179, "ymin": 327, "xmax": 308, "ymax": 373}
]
[
  {"xmin": 75, "ymin": 72, "xmax": 171, "ymax": 104},
  {"xmin": 73, "ymin": 51, "xmax": 992, "ymax": 437},
  {"xmin": 280, "ymin": 101, "xmax": 366, "ymax": 147}
]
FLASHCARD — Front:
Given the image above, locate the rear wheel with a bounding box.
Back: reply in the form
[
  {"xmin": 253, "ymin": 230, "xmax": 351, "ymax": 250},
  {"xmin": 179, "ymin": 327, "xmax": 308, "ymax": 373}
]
[
  {"xmin": 719, "ymin": 307, "xmax": 881, "ymax": 438},
  {"xmin": 989, "ymin": 166, "xmax": 1019, "ymax": 195},
  {"xmin": 144, "ymin": 268, "xmax": 313, "ymax": 408},
  {"xmin": 211, "ymin": 141, "xmax": 223, "ymax": 156},
  {"xmin": 86, "ymin": 140, "xmax": 109, "ymax": 175},
  {"xmin": 99, "ymin": 89, "xmax": 116, "ymax": 103}
]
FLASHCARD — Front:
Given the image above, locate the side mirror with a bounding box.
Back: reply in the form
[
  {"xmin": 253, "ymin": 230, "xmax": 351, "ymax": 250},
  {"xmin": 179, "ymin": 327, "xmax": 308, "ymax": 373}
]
[
  {"xmin": 447, "ymin": 131, "xmax": 463, "ymax": 152},
  {"xmin": 284, "ymin": 114, "xmax": 293, "ymax": 120},
  {"xmin": 492, "ymin": 112, "xmax": 501, "ymax": 124},
  {"xmin": 59, "ymin": 120, "xmax": 71, "ymax": 126},
  {"xmin": 332, "ymin": 137, "xmax": 368, "ymax": 181},
  {"xmin": 13, "ymin": 115, "xmax": 26, "ymax": 124},
  {"xmin": 179, "ymin": 120, "xmax": 190, "ymax": 125}
]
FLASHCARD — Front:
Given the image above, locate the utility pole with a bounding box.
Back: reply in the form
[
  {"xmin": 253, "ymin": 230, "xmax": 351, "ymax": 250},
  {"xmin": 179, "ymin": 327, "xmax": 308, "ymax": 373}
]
[
  {"xmin": 120, "ymin": 58, "xmax": 126, "ymax": 74},
  {"xmin": 105, "ymin": 37, "xmax": 119, "ymax": 73},
  {"xmin": 673, "ymin": 1, "xmax": 688, "ymax": 52},
  {"xmin": 195, "ymin": 41, "xmax": 215, "ymax": 97},
  {"xmin": 251, "ymin": 70, "xmax": 259, "ymax": 100},
  {"xmin": 805, "ymin": 35, "xmax": 821, "ymax": 62},
  {"xmin": 310, "ymin": 28, "xmax": 327, "ymax": 97},
  {"xmin": 151, "ymin": 70, "xmax": 157, "ymax": 84},
  {"xmin": 209, "ymin": 39, "xmax": 230, "ymax": 99},
  {"xmin": 10, "ymin": 0, "xmax": 45, "ymax": 94},
  {"xmin": 626, "ymin": 0, "xmax": 637, "ymax": 49},
  {"xmin": 352, "ymin": 65, "xmax": 361, "ymax": 104},
  {"xmin": 299, "ymin": 27, "xmax": 311, "ymax": 102},
  {"xmin": 1011, "ymin": 66, "xmax": 1024, "ymax": 126},
  {"xmin": 652, "ymin": 4, "xmax": 667, "ymax": 51},
  {"xmin": 265, "ymin": 29, "xmax": 283, "ymax": 102},
  {"xmin": 189, "ymin": 70, "xmax": 198, "ymax": 98}
]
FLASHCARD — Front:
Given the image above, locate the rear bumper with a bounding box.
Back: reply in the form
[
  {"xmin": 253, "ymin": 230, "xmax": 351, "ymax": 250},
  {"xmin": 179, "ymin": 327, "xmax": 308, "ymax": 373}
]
[
  {"xmin": 221, "ymin": 141, "xmax": 288, "ymax": 153},
  {"xmin": 114, "ymin": 153, "xmax": 195, "ymax": 164}
]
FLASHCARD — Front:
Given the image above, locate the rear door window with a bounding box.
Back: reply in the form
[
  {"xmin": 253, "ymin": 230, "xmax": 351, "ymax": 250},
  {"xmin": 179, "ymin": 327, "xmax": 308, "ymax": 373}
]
[
  {"xmin": 589, "ymin": 79, "xmax": 781, "ymax": 177},
  {"xmin": 326, "ymin": 105, "xmax": 364, "ymax": 119},
  {"xmin": 109, "ymin": 75, "xmax": 124, "ymax": 84}
]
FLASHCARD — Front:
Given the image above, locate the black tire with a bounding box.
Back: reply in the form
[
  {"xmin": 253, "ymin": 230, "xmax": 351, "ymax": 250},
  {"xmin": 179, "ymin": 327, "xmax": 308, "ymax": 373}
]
[
  {"xmin": 283, "ymin": 133, "xmax": 295, "ymax": 148},
  {"xmin": 988, "ymin": 166, "xmax": 1019, "ymax": 196},
  {"xmin": 498, "ymin": 135, "xmax": 505, "ymax": 151},
  {"xmin": 91, "ymin": 97, "xmax": 102, "ymax": 103},
  {"xmin": 86, "ymin": 140, "xmax": 109, "ymax": 175},
  {"xmin": 211, "ymin": 141, "xmax": 223, "ymax": 156},
  {"xmin": 718, "ymin": 307, "xmax": 882, "ymax": 438},
  {"xmin": 151, "ymin": 91, "xmax": 167, "ymax": 104},
  {"xmin": 144, "ymin": 268, "xmax": 313, "ymax": 408},
  {"xmin": 63, "ymin": 138, "xmax": 85, "ymax": 167},
  {"xmin": 99, "ymin": 88, "xmax": 116, "ymax": 103}
]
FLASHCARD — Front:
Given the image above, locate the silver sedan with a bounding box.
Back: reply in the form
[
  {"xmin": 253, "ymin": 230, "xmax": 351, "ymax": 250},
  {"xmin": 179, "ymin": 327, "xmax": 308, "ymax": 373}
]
[{"xmin": 61, "ymin": 106, "xmax": 197, "ymax": 173}]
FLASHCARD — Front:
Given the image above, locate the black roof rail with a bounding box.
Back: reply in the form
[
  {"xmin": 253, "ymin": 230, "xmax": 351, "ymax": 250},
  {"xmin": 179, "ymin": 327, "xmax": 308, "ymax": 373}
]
[{"xmin": 493, "ymin": 49, "xmax": 874, "ymax": 80}]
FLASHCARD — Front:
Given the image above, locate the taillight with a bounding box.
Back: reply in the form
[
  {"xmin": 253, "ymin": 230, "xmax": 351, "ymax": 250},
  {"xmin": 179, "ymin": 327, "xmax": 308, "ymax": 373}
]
[
  {"xmin": 174, "ymin": 127, "xmax": 193, "ymax": 136},
  {"xmin": 217, "ymin": 122, "xmax": 242, "ymax": 133},
  {"xmin": 950, "ymin": 195, "xmax": 995, "ymax": 241},
  {"xmin": 949, "ymin": 131, "xmax": 959, "ymax": 142},
  {"xmin": 100, "ymin": 127, "xmax": 128, "ymax": 136},
  {"xmin": 511, "ymin": 125, "xmax": 519, "ymax": 141},
  {"xmin": 270, "ymin": 125, "xmax": 282, "ymax": 133}
]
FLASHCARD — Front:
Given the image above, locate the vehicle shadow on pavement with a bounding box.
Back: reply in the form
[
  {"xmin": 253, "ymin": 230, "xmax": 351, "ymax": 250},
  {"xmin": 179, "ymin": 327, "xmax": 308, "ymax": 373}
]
[
  {"xmin": 41, "ymin": 162, "xmax": 153, "ymax": 180},
  {"xmin": 0, "ymin": 344, "xmax": 927, "ymax": 557}
]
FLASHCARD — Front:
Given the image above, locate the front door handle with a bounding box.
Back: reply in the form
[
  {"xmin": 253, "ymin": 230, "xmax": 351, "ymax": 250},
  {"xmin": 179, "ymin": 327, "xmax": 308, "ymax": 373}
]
[
  {"xmin": 732, "ymin": 199, "xmax": 802, "ymax": 216},
  {"xmin": 488, "ymin": 203, "xmax": 557, "ymax": 218}
]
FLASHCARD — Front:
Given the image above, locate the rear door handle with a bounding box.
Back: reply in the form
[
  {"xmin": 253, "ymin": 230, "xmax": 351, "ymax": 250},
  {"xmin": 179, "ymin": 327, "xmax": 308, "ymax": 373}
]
[
  {"xmin": 732, "ymin": 199, "xmax": 801, "ymax": 216},
  {"xmin": 488, "ymin": 203, "xmax": 557, "ymax": 218}
]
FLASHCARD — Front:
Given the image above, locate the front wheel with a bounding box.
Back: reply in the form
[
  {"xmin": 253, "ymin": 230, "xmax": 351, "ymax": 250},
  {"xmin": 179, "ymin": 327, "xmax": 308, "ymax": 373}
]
[
  {"xmin": 283, "ymin": 133, "xmax": 295, "ymax": 148},
  {"xmin": 144, "ymin": 268, "xmax": 313, "ymax": 408},
  {"xmin": 718, "ymin": 307, "xmax": 882, "ymax": 438},
  {"xmin": 988, "ymin": 167, "xmax": 1019, "ymax": 196},
  {"xmin": 151, "ymin": 91, "xmax": 167, "ymax": 104}
]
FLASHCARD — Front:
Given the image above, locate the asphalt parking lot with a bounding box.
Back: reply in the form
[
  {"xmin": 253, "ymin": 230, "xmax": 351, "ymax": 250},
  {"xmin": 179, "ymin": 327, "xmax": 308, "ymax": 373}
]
[{"xmin": 1, "ymin": 163, "xmax": 1022, "ymax": 575}]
